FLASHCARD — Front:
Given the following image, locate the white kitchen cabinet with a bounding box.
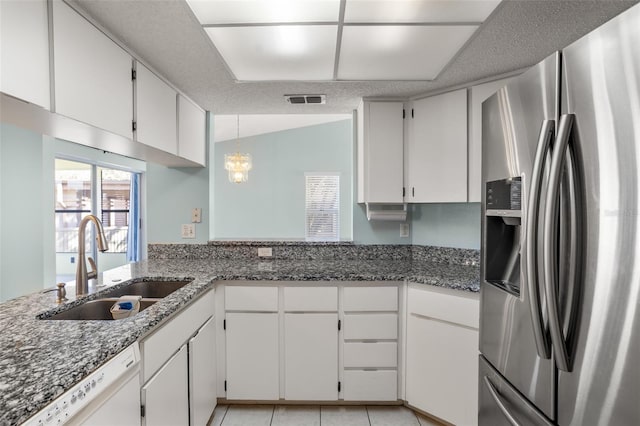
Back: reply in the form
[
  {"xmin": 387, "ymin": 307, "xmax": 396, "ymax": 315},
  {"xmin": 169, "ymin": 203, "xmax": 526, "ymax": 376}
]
[
  {"xmin": 0, "ymin": 0, "xmax": 50, "ymax": 109},
  {"xmin": 142, "ymin": 345, "xmax": 189, "ymax": 426},
  {"xmin": 52, "ymin": 0, "xmax": 133, "ymax": 138},
  {"xmin": 189, "ymin": 316, "xmax": 217, "ymax": 426},
  {"xmin": 467, "ymin": 77, "xmax": 514, "ymax": 202},
  {"xmin": 406, "ymin": 89, "xmax": 468, "ymax": 202},
  {"xmin": 284, "ymin": 313, "xmax": 338, "ymax": 400},
  {"xmin": 178, "ymin": 95, "xmax": 207, "ymax": 166},
  {"xmin": 225, "ymin": 312, "xmax": 279, "ymax": 400},
  {"xmin": 135, "ymin": 63, "xmax": 178, "ymax": 154},
  {"xmin": 357, "ymin": 101, "xmax": 405, "ymax": 203},
  {"xmin": 406, "ymin": 284, "xmax": 479, "ymax": 426}
]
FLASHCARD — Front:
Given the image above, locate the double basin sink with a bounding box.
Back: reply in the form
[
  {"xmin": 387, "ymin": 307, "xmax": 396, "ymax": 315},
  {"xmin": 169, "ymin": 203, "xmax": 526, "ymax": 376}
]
[{"xmin": 46, "ymin": 280, "xmax": 192, "ymax": 321}]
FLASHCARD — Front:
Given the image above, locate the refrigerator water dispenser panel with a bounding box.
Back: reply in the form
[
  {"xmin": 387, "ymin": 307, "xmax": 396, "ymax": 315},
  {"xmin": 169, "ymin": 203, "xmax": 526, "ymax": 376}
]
[{"xmin": 484, "ymin": 178, "xmax": 522, "ymax": 296}]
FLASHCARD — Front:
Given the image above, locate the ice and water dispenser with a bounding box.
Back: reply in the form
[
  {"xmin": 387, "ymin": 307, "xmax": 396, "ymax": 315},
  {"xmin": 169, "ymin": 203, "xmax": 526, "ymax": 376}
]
[{"xmin": 484, "ymin": 177, "xmax": 522, "ymax": 296}]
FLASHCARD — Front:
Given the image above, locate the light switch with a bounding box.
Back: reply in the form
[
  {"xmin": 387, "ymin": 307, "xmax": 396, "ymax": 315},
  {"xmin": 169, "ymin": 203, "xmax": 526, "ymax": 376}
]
[
  {"xmin": 400, "ymin": 223, "xmax": 410, "ymax": 238},
  {"xmin": 181, "ymin": 224, "xmax": 196, "ymax": 239},
  {"xmin": 192, "ymin": 208, "xmax": 202, "ymax": 223}
]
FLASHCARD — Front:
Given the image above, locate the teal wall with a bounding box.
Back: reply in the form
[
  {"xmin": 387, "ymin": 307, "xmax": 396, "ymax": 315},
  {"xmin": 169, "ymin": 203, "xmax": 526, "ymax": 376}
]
[
  {"xmin": 213, "ymin": 120, "xmax": 353, "ymax": 240},
  {"xmin": 410, "ymin": 203, "xmax": 481, "ymax": 249}
]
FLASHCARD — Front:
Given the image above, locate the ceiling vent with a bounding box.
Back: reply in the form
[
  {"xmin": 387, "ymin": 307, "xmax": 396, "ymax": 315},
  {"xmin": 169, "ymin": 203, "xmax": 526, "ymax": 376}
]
[{"xmin": 285, "ymin": 95, "xmax": 326, "ymax": 105}]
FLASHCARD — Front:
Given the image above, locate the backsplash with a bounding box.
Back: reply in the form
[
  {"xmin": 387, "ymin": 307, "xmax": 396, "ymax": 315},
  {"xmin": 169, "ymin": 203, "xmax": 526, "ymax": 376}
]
[{"xmin": 148, "ymin": 242, "xmax": 478, "ymax": 265}]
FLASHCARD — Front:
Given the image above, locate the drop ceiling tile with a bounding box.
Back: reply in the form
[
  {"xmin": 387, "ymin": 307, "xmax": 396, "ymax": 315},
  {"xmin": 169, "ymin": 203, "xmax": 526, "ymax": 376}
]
[
  {"xmin": 338, "ymin": 25, "xmax": 478, "ymax": 80},
  {"xmin": 186, "ymin": 0, "xmax": 341, "ymax": 24},
  {"xmin": 343, "ymin": 0, "xmax": 501, "ymax": 23},
  {"xmin": 205, "ymin": 26, "xmax": 337, "ymax": 81}
]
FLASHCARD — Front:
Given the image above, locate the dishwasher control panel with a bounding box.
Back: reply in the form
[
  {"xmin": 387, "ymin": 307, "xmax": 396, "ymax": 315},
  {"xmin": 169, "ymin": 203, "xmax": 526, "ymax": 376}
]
[{"xmin": 23, "ymin": 343, "xmax": 140, "ymax": 425}]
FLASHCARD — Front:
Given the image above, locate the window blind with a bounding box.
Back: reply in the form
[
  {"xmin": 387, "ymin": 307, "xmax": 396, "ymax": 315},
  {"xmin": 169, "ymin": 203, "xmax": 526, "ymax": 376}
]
[{"xmin": 305, "ymin": 173, "xmax": 340, "ymax": 241}]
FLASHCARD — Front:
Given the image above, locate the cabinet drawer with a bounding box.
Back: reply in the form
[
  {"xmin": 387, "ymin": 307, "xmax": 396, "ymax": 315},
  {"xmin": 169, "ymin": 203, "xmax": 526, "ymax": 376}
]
[
  {"xmin": 141, "ymin": 289, "xmax": 214, "ymax": 383},
  {"xmin": 408, "ymin": 284, "xmax": 479, "ymax": 329},
  {"xmin": 343, "ymin": 370, "xmax": 397, "ymax": 401},
  {"xmin": 225, "ymin": 286, "xmax": 278, "ymax": 311},
  {"xmin": 344, "ymin": 342, "xmax": 397, "ymax": 368},
  {"xmin": 344, "ymin": 314, "xmax": 398, "ymax": 340},
  {"xmin": 284, "ymin": 287, "xmax": 337, "ymax": 311},
  {"xmin": 343, "ymin": 286, "xmax": 398, "ymax": 311}
]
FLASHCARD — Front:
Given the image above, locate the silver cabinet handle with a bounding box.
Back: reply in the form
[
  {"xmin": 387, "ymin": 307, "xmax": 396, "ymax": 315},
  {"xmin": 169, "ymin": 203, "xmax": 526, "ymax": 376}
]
[
  {"xmin": 542, "ymin": 113, "xmax": 575, "ymax": 372},
  {"xmin": 483, "ymin": 376, "xmax": 521, "ymax": 426},
  {"xmin": 525, "ymin": 119, "xmax": 554, "ymax": 359}
]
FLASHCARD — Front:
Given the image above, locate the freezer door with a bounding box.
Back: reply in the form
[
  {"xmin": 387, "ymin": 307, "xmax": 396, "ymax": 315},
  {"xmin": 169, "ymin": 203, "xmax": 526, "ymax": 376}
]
[
  {"xmin": 480, "ymin": 54, "xmax": 558, "ymax": 419},
  {"xmin": 557, "ymin": 5, "xmax": 640, "ymax": 425},
  {"xmin": 479, "ymin": 356, "xmax": 553, "ymax": 426}
]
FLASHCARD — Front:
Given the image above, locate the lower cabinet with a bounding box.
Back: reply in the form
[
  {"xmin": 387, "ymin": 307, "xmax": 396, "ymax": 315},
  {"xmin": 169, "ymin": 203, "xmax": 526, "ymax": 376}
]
[
  {"xmin": 284, "ymin": 313, "xmax": 338, "ymax": 400},
  {"xmin": 406, "ymin": 284, "xmax": 479, "ymax": 426},
  {"xmin": 140, "ymin": 289, "xmax": 216, "ymax": 426},
  {"xmin": 142, "ymin": 346, "xmax": 189, "ymax": 426},
  {"xmin": 225, "ymin": 312, "xmax": 279, "ymax": 400},
  {"xmin": 189, "ymin": 316, "xmax": 217, "ymax": 426}
]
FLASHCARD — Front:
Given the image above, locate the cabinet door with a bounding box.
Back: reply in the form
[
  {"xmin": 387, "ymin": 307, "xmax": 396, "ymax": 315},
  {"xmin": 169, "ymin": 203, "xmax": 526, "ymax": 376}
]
[
  {"xmin": 142, "ymin": 345, "xmax": 189, "ymax": 426},
  {"xmin": 226, "ymin": 313, "xmax": 279, "ymax": 400},
  {"xmin": 284, "ymin": 313, "xmax": 338, "ymax": 400},
  {"xmin": 408, "ymin": 89, "xmax": 467, "ymax": 202},
  {"xmin": 136, "ymin": 63, "xmax": 177, "ymax": 154},
  {"xmin": 0, "ymin": 0, "xmax": 50, "ymax": 109},
  {"xmin": 467, "ymin": 78, "xmax": 513, "ymax": 202},
  {"xmin": 406, "ymin": 313, "xmax": 479, "ymax": 426},
  {"xmin": 178, "ymin": 95, "xmax": 206, "ymax": 166},
  {"xmin": 189, "ymin": 316, "xmax": 216, "ymax": 426},
  {"xmin": 52, "ymin": 0, "xmax": 133, "ymax": 138},
  {"xmin": 357, "ymin": 101, "xmax": 404, "ymax": 203}
]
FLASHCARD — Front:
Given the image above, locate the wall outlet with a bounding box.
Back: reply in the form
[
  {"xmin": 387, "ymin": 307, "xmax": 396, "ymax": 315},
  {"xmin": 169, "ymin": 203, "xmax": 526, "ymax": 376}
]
[
  {"xmin": 192, "ymin": 208, "xmax": 202, "ymax": 223},
  {"xmin": 181, "ymin": 224, "xmax": 196, "ymax": 239},
  {"xmin": 400, "ymin": 223, "xmax": 410, "ymax": 238},
  {"xmin": 258, "ymin": 247, "xmax": 273, "ymax": 257}
]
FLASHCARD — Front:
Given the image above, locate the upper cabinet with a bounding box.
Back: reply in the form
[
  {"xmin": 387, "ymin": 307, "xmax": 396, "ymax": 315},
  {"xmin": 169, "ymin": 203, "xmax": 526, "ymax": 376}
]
[
  {"xmin": 467, "ymin": 77, "xmax": 514, "ymax": 202},
  {"xmin": 0, "ymin": 0, "xmax": 50, "ymax": 110},
  {"xmin": 178, "ymin": 95, "xmax": 207, "ymax": 166},
  {"xmin": 357, "ymin": 101, "xmax": 405, "ymax": 204},
  {"xmin": 406, "ymin": 89, "xmax": 468, "ymax": 203},
  {"xmin": 52, "ymin": 0, "xmax": 133, "ymax": 139},
  {"xmin": 135, "ymin": 63, "xmax": 177, "ymax": 154}
]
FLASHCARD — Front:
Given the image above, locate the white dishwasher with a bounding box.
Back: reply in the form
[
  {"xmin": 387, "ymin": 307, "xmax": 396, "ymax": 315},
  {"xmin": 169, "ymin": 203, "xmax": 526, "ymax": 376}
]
[{"xmin": 23, "ymin": 343, "xmax": 141, "ymax": 426}]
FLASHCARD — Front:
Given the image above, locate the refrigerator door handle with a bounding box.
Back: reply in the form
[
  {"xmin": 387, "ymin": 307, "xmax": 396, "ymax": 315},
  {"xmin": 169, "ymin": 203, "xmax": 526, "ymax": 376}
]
[
  {"xmin": 525, "ymin": 119, "xmax": 554, "ymax": 359},
  {"xmin": 483, "ymin": 376, "xmax": 522, "ymax": 426},
  {"xmin": 543, "ymin": 113, "xmax": 575, "ymax": 372}
]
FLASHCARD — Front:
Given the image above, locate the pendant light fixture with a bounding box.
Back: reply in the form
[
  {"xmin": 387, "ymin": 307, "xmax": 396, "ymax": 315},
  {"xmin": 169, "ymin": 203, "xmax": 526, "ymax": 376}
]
[{"xmin": 224, "ymin": 115, "xmax": 252, "ymax": 183}]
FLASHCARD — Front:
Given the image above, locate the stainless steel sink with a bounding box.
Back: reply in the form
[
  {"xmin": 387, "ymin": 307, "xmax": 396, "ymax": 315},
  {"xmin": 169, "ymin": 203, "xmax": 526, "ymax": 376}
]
[
  {"xmin": 101, "ymin": 280, "xmax": 191, "ymax": 299},
  {"xmin": 47, "ymin": 298, "xmax": 157, "ymax": 320}
]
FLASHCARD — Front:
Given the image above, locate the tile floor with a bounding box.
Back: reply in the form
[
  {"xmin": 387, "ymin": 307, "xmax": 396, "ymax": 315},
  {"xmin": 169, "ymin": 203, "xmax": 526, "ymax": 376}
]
[{"xmin": 209, "ymin": 405, "xmax": 442, "ymax": 426}]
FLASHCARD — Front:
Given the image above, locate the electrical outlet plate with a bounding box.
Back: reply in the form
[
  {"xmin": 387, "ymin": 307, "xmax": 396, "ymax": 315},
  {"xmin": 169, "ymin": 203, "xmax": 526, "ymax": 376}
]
[
  {"xmin": 400, "ymin": 223, "xmax": 410, "ymax": 238},
  {"xmin": 258, "ymin": 247, "xmax": 273, "ymax": 257},
  {"xmin": 192, "ymin": 208, "xmax": 202, "ymax": 223},
  {"xmin": 181, "ymin": 224, "xmax": 195, "ymax": 239}
]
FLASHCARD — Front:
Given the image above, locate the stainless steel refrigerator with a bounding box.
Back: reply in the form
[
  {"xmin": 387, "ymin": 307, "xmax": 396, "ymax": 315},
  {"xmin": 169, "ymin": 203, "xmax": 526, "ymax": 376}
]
[{"xmin": 479, "ymin": 4, "xmax": 639, "ymax": 425}]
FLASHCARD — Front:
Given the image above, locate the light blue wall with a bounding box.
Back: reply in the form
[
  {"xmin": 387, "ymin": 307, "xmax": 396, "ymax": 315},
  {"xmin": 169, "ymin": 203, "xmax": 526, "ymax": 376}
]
[
  {"xmin": 0, "ymin": 124, "xmax": 46, "ymax": 301},
  {"xmin": 410, "ymin": 203, "xmax": 481, "ymax": 249},
  {"xmin": 213, "ymin": 120, "xmax": 353, "ymax": 240},
  {"xmin": 146, "ymin": 162, "xmax": 209, "ymax": 243}
]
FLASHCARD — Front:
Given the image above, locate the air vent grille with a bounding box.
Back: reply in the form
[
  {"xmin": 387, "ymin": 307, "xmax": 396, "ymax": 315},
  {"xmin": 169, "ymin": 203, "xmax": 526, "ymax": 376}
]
[{"xmin": 285, "ymin": 94, "xmax": 326, "ymax": 105}]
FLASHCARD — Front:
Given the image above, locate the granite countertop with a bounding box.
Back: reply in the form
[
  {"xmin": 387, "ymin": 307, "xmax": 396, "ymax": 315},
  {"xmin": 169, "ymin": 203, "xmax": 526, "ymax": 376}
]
[{"xmin": 0, "ymin": 258, "xmax": 478, "ymax": 425}]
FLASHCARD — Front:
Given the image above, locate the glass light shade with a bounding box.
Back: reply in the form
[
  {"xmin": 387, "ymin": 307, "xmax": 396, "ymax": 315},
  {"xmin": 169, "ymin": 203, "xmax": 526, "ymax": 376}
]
[{"xmin": 224, "ymin": 152, "xmax": 252, "ymax": 183}]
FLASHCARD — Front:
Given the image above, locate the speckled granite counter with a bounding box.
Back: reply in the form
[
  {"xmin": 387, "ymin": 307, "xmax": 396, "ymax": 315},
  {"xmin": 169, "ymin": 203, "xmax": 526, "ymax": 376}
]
[{"xmin": 0, "ymin": 257, "xmax": 478, "ymax": 425}]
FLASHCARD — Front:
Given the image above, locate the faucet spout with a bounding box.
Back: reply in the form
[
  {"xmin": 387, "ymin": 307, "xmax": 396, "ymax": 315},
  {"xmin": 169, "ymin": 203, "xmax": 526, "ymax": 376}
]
[{"xmin": 76, "ymin": 214, "xmax": 109, "ymax": 297}]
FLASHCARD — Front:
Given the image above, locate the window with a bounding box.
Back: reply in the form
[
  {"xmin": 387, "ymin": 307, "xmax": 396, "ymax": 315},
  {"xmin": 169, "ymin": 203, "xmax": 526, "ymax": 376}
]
[
  {"xmin": 55, "ymin": 159, "xmax": 141, "ymax": 281},
  {"xmin": 305, "ymin": 173, "xmax": 340, "ymax": 241}
]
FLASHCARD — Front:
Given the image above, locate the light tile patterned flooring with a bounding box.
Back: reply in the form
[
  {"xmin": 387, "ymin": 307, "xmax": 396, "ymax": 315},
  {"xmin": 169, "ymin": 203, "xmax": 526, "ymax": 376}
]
[{"xmin": 209, "ymin": 405, "xmax": 442, "ymax": 426}]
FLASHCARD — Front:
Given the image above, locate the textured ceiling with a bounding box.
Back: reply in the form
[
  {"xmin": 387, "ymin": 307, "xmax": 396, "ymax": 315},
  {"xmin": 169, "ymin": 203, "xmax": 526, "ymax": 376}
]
[{"xmin": 70, "ymin": 0, "xmax": 638, "ymax": 114}]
